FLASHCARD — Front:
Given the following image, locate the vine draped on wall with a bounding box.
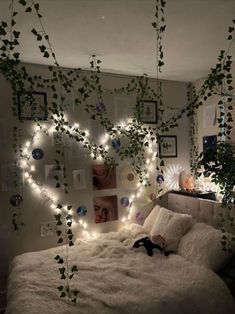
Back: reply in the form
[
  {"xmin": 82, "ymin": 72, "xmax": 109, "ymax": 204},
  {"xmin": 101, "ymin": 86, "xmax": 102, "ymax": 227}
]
[{"xmin": 0, "ymin": 0, "xmax": 234, "ymax": 302}]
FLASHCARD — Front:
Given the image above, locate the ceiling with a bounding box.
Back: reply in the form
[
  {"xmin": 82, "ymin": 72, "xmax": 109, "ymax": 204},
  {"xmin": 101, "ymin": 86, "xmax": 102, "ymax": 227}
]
[{"xmin": 0, "ymin": 0, "xmax": 234, "ymax": 82}]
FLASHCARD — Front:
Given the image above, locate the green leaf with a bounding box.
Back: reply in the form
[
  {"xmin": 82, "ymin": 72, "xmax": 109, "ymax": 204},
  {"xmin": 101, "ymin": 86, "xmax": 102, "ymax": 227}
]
[{"xmin": 19, "ymin": 0, "xmax": 27, "ymax": 5}]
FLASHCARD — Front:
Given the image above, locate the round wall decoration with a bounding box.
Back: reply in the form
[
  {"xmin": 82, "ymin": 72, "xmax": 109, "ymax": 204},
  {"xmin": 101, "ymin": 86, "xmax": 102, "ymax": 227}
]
[
  {"xmin": 156, "ymin": 174, "xmax": 164, "ymax": 185},
  {"xmin": 111, "ymin": 139, "xmax": 121, "ymax": 150},
  {"xmin": 135, "ymin": 211, "xmax": 144, "ymax": 224},
  {"xmin": 120, "ymin": 166, "xmax": 138, "ymax": 190},
  {"xmin": 120, "ymin": 197, "xmax": 130, "ymax": 208},
  {"xmin": 76, "ymin": 206, "xmax": 87, "ymax": 217},
  {"xmin": 32, "ymin": 148, "xmax": 44, "ymax": 160},
  {"xmin": 10, "ymin": 194, "xmax": 23, "ymax": 207}
]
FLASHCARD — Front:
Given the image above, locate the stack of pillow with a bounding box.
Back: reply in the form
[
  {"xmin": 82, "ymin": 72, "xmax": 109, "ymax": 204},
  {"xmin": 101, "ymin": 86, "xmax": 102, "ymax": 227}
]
[{"xmin": 143, "ymin": 204, "xmax": 235, "ymax": 273}]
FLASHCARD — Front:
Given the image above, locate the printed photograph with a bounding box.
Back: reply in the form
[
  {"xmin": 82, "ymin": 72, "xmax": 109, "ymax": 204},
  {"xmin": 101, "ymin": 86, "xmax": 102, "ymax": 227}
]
[
  {"xmin": 94, "ymin": 195, "xmax": 118, "ymax": 224},
  {"xmin": 92, "ymin": 164, "xmax": 117, "ymax": 190}
]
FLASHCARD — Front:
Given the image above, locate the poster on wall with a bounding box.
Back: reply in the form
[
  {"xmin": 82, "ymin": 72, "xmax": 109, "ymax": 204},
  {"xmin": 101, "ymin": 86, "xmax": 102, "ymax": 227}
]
[
  {"xmin": 45, "ymin": 164, "xmax": 64, "ymax": 188},
  {"xmin": 114, "ymin": 95, "xmax": 133, "ymax": 121},
  {"xmin": 73, "ymin": 169, "xmax": 87, "ymax": 190},
  {"xmin": 203, "ymin": 104, "xmax": 216, "ymax": 128},
  {"xmin": 68, "ymin": 141, "xmax": 87, "ymax": 166},
  {"xmin": 89, "ymin": 119, "xmax": 105, "ymax": 142},
  {"xmin": 92, "ymin": 164, "xmax": 117, "ymax": 190},
  {"xmin": 1, "ymin": 163, "xmax": 22, "ymax": 191},
  {"xmin": 94, "ymin": 195, "xmax": 118, "ymax": 224}
]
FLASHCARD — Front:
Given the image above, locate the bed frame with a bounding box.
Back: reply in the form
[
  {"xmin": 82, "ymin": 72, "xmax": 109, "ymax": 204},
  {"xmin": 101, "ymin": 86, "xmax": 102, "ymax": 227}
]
[{"xmin": 163, "ymin": 192, "xmax": 235, "ymax": 235}]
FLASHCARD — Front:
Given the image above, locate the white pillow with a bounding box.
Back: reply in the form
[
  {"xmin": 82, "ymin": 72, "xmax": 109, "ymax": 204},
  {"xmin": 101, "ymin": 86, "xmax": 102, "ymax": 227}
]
[
  {"xmin": 143, "ymin": 205, "xmax": 162, "ymax": 233},
  {"xmin": 178, "ymin": 223, "xmax": 235, "ymax": 272},
  {"xmin": 151, "ymin": 207, "xmax": 193, "ymax": 252}
]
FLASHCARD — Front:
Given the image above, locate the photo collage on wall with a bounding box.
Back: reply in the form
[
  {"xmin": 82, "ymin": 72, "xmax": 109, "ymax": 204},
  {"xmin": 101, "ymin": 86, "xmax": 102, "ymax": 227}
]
[{"xmin": 92, "ymin": 164, "xmax": 118, "ymax": 224}]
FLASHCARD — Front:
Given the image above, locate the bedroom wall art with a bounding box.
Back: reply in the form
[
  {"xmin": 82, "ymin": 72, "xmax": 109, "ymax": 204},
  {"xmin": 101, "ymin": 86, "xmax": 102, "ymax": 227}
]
[{"xmin": 0, "ymin": 0, "xmax": 234, "ymax": 303}]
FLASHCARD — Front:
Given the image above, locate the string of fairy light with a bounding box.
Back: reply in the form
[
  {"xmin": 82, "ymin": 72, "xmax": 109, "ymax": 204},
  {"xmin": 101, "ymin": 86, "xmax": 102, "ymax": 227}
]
[{"xmin": 19, "ymin": 118, "xmax": 157, "ymax": 238}]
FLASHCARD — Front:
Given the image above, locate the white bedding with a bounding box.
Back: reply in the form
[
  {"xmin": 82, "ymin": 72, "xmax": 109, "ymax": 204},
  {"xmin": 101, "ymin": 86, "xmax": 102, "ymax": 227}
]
[{"xmin": 6, "ymin": 224, "xmax": 235, "ymax": 314}]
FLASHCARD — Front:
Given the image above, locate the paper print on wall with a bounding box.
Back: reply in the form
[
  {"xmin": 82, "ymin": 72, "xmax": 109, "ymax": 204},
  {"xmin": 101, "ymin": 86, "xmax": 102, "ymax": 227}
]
[
  {"xmin": 94, "ymin": 195, "xmax": 118, "ymax": 224},
  {"xmin": 203, "ymin": 104, "xmax": 216, "ymax": 128},
  {"xmin": 120, "ymin": 165, "xmax": 138, "ymax": 190},
  {"xmin": 45, "ymin": 164, "xmax": 64, "ymax": 188},
  {"xmin": 114, "ymin": 95, "xmax": 133, "ymax": 121},
  {"xmin": 1, "ymin": 163, "xmax": 22, "ymax": 191},
  {"xmin": 89, "ymin": 118, "xmax": 105, "ymax": 142},
  {"xmin": 68, "ymin": 141, "xmax": 87, "ymax": 165},
  {"xmin": 73, "ymin": 169, "xmax": 87, "ymax": 190},
  {"xmin": 92, "ymin": 164, "xmax": 117, "ymax": 190}
]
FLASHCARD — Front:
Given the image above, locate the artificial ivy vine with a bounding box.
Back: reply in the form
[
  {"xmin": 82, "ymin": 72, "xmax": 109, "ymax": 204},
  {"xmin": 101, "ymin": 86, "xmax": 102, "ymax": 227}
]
[{"xmin": 0, "ymin": 0, "xmax": 235, "ymax": 302}]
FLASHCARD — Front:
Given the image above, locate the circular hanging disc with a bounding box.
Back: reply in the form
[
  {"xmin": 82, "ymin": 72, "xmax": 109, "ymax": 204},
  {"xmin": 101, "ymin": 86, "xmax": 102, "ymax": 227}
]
[
  {"xmin": 10, "ymin": 194, "xmax": 23, "ymax": 207},
  {"xmin": 76, "ymin": 206, "xmax": 87, "ymax": 217},
  {"xmin": 32, "ymin": 148, "xmax": 44, "ymax": 160}
]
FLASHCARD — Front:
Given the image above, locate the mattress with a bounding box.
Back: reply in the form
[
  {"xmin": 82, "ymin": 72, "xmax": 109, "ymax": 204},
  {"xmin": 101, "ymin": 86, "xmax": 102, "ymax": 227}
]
[{"xmin": 6, "ymin": 224, "xmax": 235, "ymax": 314}]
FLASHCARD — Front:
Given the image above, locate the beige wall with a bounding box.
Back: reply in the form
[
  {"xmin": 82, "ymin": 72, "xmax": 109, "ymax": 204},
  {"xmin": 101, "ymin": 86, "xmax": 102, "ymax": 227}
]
[{"xmin": 0, "ymin": 62, "xmax": 190, "ymax": 278}]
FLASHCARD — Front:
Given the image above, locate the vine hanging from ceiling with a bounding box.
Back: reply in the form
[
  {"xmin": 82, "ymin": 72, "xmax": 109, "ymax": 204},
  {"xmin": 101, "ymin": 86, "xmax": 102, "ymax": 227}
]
[{"xmin": 0, "ymin": 0, "xmax": 234, "ymax": 302}]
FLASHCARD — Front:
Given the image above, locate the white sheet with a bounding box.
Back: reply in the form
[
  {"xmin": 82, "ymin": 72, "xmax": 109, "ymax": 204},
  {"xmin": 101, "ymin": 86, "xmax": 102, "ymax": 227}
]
[{"xmin": 6, "ymin": 224, "xmax": 235, "ymax": 314}]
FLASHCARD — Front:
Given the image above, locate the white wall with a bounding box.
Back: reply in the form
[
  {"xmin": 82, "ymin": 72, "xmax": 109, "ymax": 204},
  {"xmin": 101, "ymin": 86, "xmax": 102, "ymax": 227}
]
[{"xmin": 0, "ymin": 62, "xmax": 190, "ymax": 279}]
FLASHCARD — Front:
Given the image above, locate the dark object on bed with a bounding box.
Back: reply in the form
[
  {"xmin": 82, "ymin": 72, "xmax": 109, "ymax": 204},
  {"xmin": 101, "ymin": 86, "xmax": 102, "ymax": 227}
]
[{"xmin": 133, "ymin": 237, "xmax": 173, "ymax": 256}]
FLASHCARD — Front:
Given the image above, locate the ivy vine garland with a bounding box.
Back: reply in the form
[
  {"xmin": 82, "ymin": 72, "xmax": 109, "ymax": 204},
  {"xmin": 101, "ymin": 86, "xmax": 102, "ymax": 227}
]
[{"xmin": 0, "ymin": 0, "xmax": 234, "ymax": 303}]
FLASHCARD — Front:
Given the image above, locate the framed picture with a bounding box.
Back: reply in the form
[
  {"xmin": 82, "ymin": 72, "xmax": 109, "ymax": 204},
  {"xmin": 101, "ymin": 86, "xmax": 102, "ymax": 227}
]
[
  {"xmin": 18, "ymin": 91, "xmax": 47, "ymax": 120},
  {"xmin": 203, "ymin": 135, "xmax": 217, "ymax": 153},
  {"xmin": 159, "ymin": 135, "xmax": 177, "ymax": 158},
  {"xmin": 139, "ymin": 100, "xmax": 157, "ymax": 124}
]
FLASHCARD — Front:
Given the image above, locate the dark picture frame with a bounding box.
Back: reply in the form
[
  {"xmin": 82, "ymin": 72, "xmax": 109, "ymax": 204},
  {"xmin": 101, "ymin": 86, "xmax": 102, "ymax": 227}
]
[
  {"xmin": 18, "ymin": 91, "xmax": 48, "ymax": 120},
  {"xmin": 139, "ymin": 100, "xmax": 157, "ymax": 124},
  {"xmin": 159, "ymin": 135, "xmax": 177, "ymax": 158},
  {"xmin": 203, "ymin": 135, "xmax": 217, "ymax": 153}
]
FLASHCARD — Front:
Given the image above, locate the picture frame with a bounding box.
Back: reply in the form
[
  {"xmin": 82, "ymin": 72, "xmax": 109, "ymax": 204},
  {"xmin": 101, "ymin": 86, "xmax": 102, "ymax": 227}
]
[
  {"xmin": 18, "ymin": 91, "xmax": 48, "ymax": 120},
  {"xmin": 159, "ymin": 135, "xmax": 177, "ymax": 158},
  {"xmin": 203, "ymin": 135, "xmax": 217, "ymax": 153},
  {"xmin": 139, "ymin": 100, "xmax": 157, "ymax": 124}
]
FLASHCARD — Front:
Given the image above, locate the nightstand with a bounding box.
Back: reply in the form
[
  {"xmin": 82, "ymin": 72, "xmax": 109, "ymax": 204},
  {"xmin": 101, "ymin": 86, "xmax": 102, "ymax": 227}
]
[{"xmin": 0, "ymin": 276, "xmax": 6, "ymax": 313}]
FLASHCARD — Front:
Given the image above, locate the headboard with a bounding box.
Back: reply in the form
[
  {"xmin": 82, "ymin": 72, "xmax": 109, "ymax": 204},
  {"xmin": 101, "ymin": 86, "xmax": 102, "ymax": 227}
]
[{"xmin": 166, "ymin": 192, "xmax": 235, "ymax": 235}]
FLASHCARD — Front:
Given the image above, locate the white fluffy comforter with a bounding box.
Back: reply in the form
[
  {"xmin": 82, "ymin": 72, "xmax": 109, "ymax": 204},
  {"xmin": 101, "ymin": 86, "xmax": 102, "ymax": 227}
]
[{"xmin": 6, "ymin": 224, "xmax": 235, "ymax": 314}]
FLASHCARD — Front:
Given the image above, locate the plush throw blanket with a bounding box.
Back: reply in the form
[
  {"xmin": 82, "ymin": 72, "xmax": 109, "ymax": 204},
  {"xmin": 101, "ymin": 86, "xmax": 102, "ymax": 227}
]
[{"xmin": 6, "ymin": 224, "xmax": 235, "ymax": 314}]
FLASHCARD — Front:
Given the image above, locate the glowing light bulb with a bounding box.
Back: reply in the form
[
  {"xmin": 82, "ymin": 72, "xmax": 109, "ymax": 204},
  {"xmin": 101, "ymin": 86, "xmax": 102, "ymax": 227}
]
[
  {"xmin": 146, "ymin": 158, "xmax": 150, "ymax": 164},
  {"xmin": 85, "ymin": 130, "xmax": 90, "ymax": 137},
  {"xmin": 105, "ymin": 145, "xmax": 109, "ymax": 150},
  {"xmin": 21, "ymin": 160, "xmax": 27, "ymax": 168},
  {"xmin": 148, "ymin": 148, "xmax": 153, "ymax": 154},
  {"xmin": 50, "ymin": 204, "xmax": 56, "ymax": 209},
  {"xmin": 30, "ymin": 165, "xmax": 35, "ymax": 171},
  {"xmin": 79, "ymin": 219, "xmax": 83, "ymax": 224},
  {"xmin": 23, "ymin": 147, "xmax": 28, "ymax": 154},
  {"xmin": 122, "ymin": 217, "xmax": 126, "ymax": 222},
  {"xmin": 34, "ymin": 125, "xmax": 40, "ymax": 132},
  {"xmin": 90, "ymin": 153, "xmax": 95, "ymax": 158},
  {"xmin": 73, "ymin": 123, "xmax": 79, "ymax": 129},
  {"xmin": 83, "ymin": 222, "xmax": 88, "ymax": 229},
  {"xmin": 27, "ymin": 178, "xmax": 33, "ymax": 184},
  {"xmin": 25, "ymin": 141, "xmax": 30, "ymax": 147},
  {"xmin": 32, "ymin": 183, "xmax": 36, "ymax": 189},
  {"xmin": 136, "ymin": 192, "xmax": 141, "ymax": 198},
  {"xmin": 24, "ymin": 172, "xmax": 29, "ymax": 178}
]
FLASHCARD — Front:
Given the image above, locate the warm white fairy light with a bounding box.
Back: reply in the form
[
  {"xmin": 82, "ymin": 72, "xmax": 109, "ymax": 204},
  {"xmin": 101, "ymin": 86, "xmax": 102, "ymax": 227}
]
[
  {"xmin": 30, "ymin": 165, "xmax": 35, "ymax": 171},
  {"xmin": 24, "ymin": 172, "xmax": 29, "ymax": 178},
  {"xmin": 20, "ymin": 118, "xmax": 160, "ymax": 238}
]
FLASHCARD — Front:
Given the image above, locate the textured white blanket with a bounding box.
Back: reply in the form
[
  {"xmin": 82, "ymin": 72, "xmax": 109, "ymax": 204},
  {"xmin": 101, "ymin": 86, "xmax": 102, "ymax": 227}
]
[{"xmin": 6, "ymin": 224, "xmax": 235, "ymax": 314}]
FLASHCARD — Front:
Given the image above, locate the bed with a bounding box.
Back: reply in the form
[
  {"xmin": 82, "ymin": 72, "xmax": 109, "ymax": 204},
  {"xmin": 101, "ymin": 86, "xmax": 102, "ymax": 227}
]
[{"xmin": 5, "ymin": 192, "xmax": 235, "ymax": 314}]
